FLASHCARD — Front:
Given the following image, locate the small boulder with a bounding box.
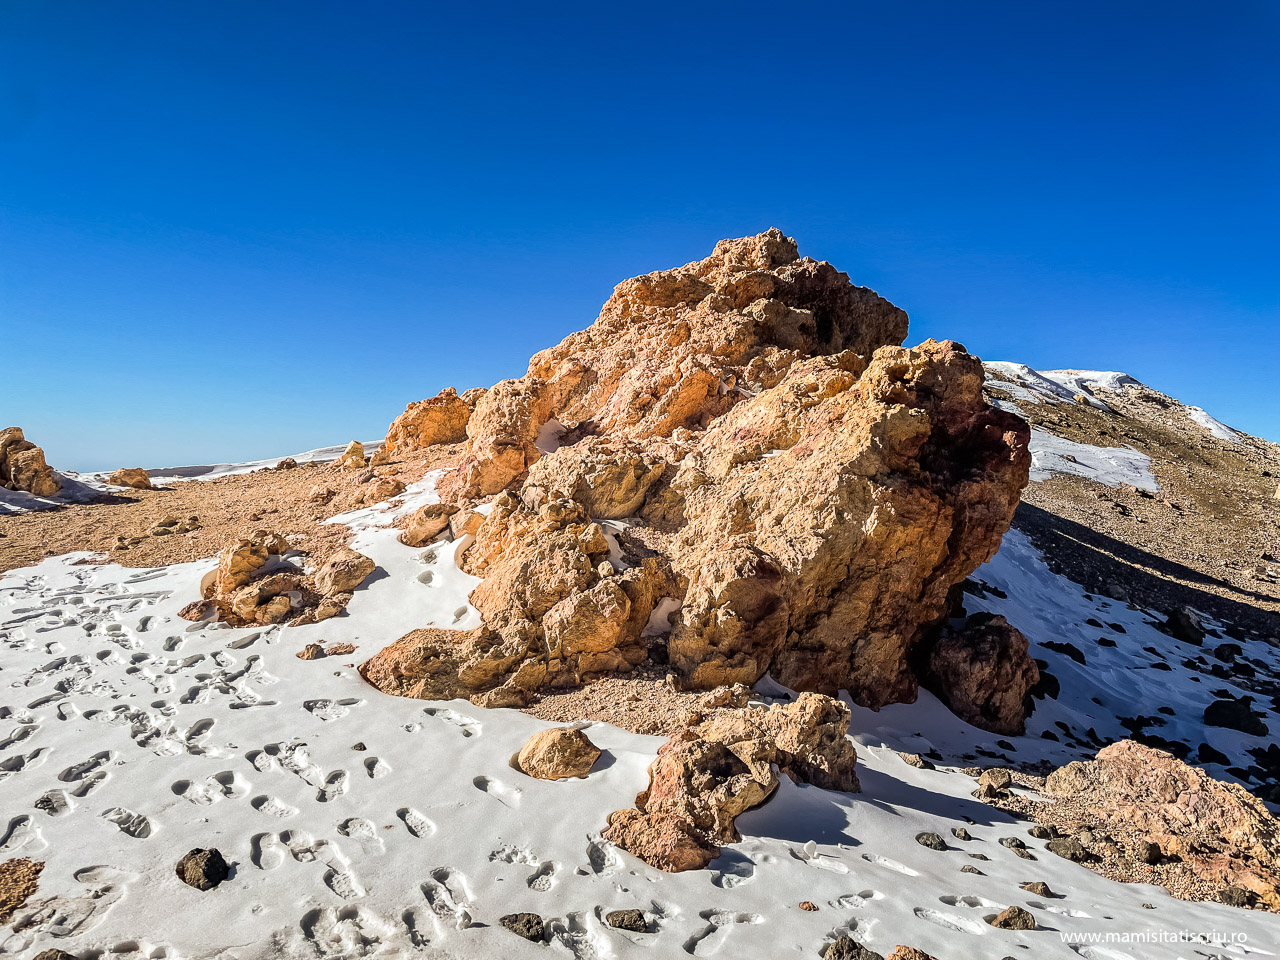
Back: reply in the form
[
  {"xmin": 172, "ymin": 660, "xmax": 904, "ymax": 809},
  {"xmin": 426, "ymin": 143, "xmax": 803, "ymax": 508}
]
[
  {"xmin": 175, "ymin": 848, "xmax": 230, "ymax": 890},
  {"xmin": 605, "ymin": 908, "xmax": 646, "ymax": 932},
  {"xmin": 108, "ymin": 467, "xmax": 153, "ymax": 490},
  {"xmin": 915, "ymin": 832, "xmax": 947, "ymax": 851},
  {"xmin": 517, "ymin": 728, "xmax": 602, "ymax": 780},
  {"xmin": 887, "ymin": 949, "xmax": 938, "ymax": 960},
  {"xmin": 400, "ymin": 503, "xmax": 458, "ymax": 547},
  {"xmin": 335, "ymin": 441, "xmax": 367, "ymax": 470},
  {"xmin": 296, "ymin": 643, "xmax": 325, "ymax": 661},
  {"xmin": 314, "ymin": 547, "xmax": 376, "ymax": 596},
  {"xmin": 1020, "ymin": 881, "xmax": 1054, "ymax": 897},
  {"xmin": 988, "ymin": 905, "xmax": 1035, "ymax": 930},
  {"xmin": 499, "ymin": 912, "xmax": 544, "ymax": 941},
  {"xmin": 825, "ymin": 938, "xmax": 884, "ymax": 960},
  {"xmin": 1047, "ymin": 837, "xmax": 1091, "ymax": 862}
]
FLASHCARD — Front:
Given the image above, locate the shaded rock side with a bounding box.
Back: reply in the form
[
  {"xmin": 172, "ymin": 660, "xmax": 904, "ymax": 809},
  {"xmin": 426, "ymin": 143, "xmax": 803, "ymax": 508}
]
[
  {"xmin": 919, "ymin": 612, "xmax": 1039, "ymax": 735},
  {"xmin": 603, "ymin": 689, "xmax": 859, "ymax": 871}
]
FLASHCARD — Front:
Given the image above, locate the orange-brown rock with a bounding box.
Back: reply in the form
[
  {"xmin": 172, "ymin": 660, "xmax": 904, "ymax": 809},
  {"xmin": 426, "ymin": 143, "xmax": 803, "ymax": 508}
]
[
  {"xmin": 383, "ymin": 386, "xmax": 475, "ymax": 454},
  {"xmin": 1044, "ymin": 740, "xmax": 1280, "ymax": 909},
  {"xmin": 365, "ymin": 231, "xmax": 1029, "ymax": 718},
  {"xmin": 516, "ymin": 727, "xmax": 602, "ymax": 779},
  {"xmin": 921, "ymin": 612, "xmax": 1039, "ymax": 735},
  {"xmin": 0, "ymin": 427, "xmax": 61, "ymax": 498},
  {"xmin": 180, "ymin": 533, "xmax": 374, "ymax": 628},
  {"xmin": 335, "ymin": 441, "xmax": 367, "ymax": 470},
  {"xmin": 107, "ymin": 467, "xmax": 153, "ymax": 490},
  {"xmin": 887, "ymin": 949, "xmax": 938, "ymax": 960},
  {"xmin": 0, "ymin": 857, "xmax": 43, "ymax": 925},
  {"xmin": 400, "ymin": 502, "xmax": 458, "ymax": 547},
  {"xmin": 603, "ymin": 689, "xmax": 859, "ymax": 871}
]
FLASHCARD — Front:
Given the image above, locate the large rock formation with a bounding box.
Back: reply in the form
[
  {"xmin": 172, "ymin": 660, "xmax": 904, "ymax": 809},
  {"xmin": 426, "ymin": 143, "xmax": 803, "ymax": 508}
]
[
  {"xmin": 362, "ymin": 230, "xmax": 1030, "ymax": 713},
  {"xmin": 1044, "ymin": 740, "xmax": 1280, "ymax": 910},
  {"xmin": 603, "ymin": 688, "xmax": 860, "ymax": 871},
  {"xmin": 383, "ymin": 386, "xmax": 481, "ymax": 454},
  {"xmin": 0, "ymin": 427, "xmax": 61, "ymax": 498}
]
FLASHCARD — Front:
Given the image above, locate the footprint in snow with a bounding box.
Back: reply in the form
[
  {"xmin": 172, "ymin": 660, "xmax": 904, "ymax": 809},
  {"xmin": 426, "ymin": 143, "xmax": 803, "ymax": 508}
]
[
  {"xmin": 317, "ymin": 769, "xmax": 349, "ymax": 803},
  {"xmin": 421, "ymin": 866, "xmax": 473, "ymax": 930},
  {"xmin": 472, "ymin": 775, "xmax": 521, "ymax": 806},
  {"xmin": 422, "ymin": 706, "xmax": 480, "ymax": 737},
  {"xmin": 527, "ymin": 861, "xmax": 556, "ymax": 892},
  {"xmin": 364, "ymin": 756, "xmax": 391, "ymax": 779},
  {"xmin": 912, "ymin": 906, "xmax": 986, "ymax": 934},
  {"xmin": 337, "ymin": 817, "xmax": 385, "ymax": 854},
  {"xmin": 251, "ymin": 832, "xmax": 285, "ymax": 870},
  {"xmin": 683, "ymin": 910, "xmax": 763, "ymax": 957},
  {"xmin": 860, "ymin": 853, "xmax": 919, "ymax": 876},
  {"xmin": 0, "ymin": 815, "xmax": 46, "ymax": 854},
  {"xmin": 100, "ymin": 807, "xmax": 154, "ymax": 839},
  {"xmin": 304, "ymin": 698, "xmax": 363, "ymax": 722},
  {"xmin": 397, "ymin": 807, "xmax": 435, "ymax": 838},
  {"xmin": 251, "ymin": 794, "xmax": 298, "ymax": 818}
]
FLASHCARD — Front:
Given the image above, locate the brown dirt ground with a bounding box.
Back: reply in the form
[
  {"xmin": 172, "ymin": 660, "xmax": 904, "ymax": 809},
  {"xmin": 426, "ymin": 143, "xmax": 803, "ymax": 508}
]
[
  {"xmin": 985, "ymin": 375, "xmax": 1280, "ymax": 640},
  {"xmin": 0, "ymin": 447, "xmax": 460, "ymax": 576},
  {"xmin": 522, "ymin": 671, "xmax": 703, "ymax": 736}
]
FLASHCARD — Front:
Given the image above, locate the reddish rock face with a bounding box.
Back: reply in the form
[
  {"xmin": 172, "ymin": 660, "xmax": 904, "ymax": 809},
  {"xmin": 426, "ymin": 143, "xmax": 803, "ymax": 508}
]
[
  {"xmin": 1045, "ymin": 740, "xmax": 1280, "ymax": 910},
  {"xmin": 602, "ymin": 689, "xmax": 860, "ymax": 871},
  {"xmin": 361, "ymin": 230, "xmax": 1030, "ymax": 716},
  {"xmin": 921, "ymin": 612, "xmax": 1040, "ymax": 735}
]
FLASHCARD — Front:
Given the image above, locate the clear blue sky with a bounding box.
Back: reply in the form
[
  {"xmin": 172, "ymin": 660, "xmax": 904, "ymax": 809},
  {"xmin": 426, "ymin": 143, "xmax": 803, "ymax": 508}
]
[{"xmin": 2, "ymin": 1, "xmax": 1276, "ymax": 471}]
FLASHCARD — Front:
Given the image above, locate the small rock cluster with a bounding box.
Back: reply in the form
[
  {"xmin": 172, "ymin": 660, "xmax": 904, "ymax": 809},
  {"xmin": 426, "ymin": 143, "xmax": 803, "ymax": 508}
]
[
  {"xmin": 178, "ymin": 533, "xmax": 375, "ymax": 627},
  {"xmin": 114, "ymin": 514, "xmax": 202, "ymax": 551},
  {"xmin": 603, "ymin": 688, "xmax": 859, "ymax": 871}
]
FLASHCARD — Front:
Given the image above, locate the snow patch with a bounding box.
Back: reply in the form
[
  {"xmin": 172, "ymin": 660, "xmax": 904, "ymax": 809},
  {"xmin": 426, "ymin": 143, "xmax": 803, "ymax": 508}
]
[{"xmin": 1029, "ymin": 430, "xmax": 1159, "ymax": 491}]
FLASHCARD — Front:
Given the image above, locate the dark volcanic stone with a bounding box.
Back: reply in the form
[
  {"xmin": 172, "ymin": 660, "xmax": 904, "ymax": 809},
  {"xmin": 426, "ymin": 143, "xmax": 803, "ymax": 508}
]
[
  {"xmin": 1204, "ymin": 697, "xmax": 1269, "ymax": 737},
  {"xmin": 33, "ymin": 952, "xmax": 81, "ymax": 960},
  {"xmin": 1218, "ymin": 886, "xmax": 1258, "ymax": 908},
  {"xmin": 175, "ymin": 847, "xmax": 229, "ymax": 890},
  {"xmin": 988, "ymin": 905, "xmax": 1036, "ymax": 929},
  {"xmin": 606, "ymin": 908, "xmax": 647, "ymax": 932},
  {"xmin": 500, "ymin": 912, "xmax": 545, "ymax": 941},
  {"xmin": 915, "ymin": 831, "xmax": 947, "ymax": 851},
  {"xmin": 1046, "ymin": 837, "xmax": 1091, "ymax": 862},
  {"xmin": 824, "ymin": 936, "xmax": 884, "ymax": 960}
]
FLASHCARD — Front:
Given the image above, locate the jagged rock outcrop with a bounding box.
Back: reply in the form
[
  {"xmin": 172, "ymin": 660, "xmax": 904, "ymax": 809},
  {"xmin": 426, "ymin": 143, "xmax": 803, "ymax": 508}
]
[
  {"xmin": 107, "ymin": 467, "xmax": 153, "ymax": 490},
  {"xmin": 0, "ymin": 427, "xmax": 61, "ymax": 498},
  {"xmin": 1044, "ymin": 740, "xmax": 1280, "ymax": 909},
  {"xmin": 383, "ymin": 386, "xmax": 479, "ymax": 454},
  {"xmin": 602, "ymin": 688, "xmax": 860, "ymax": 871},
  {"xmin": 920, "ymin": 612, "xmax": 1039, "ymax": 735},
  {"xmin": 178, "ymin": 532, "xmax": 375, "ymax": 627},
  {"xmin": 362, "ymin": 230, "xmax": 1029, "ymax": 713}
]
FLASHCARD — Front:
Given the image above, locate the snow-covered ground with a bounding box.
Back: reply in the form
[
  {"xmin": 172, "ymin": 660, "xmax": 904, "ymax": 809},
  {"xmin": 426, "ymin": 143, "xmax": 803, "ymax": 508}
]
[{"xmin": 3, "ymin": 477, "xmax": 1278, "ymax": 959}]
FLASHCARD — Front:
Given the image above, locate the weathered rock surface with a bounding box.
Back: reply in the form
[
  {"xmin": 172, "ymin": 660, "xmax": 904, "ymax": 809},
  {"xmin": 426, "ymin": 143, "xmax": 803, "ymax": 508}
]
[
  {"xmin": 384, "ymin": 386, "xmax": 475, "ymax": 454},
  {"xmin": 603, "ymin": 689, "xmax": 858, "ymax": 871},
  {"xmin": 179, "ymin": 533, "xmax": 374, "ymax": 627},
  {"xmin": 362, "ymin": 232, "xmax": 1029, "ymax": 717},
  {"xmin": 175, "ymin": 848, "xmax": 229, "ymax": 890},
  {"xmin": 0, "ymin": 857, "xmax": 43, "ymax": 925},
  {"xmin": 516, "ymin": 727, "xmax": 602, "ymax": 779},
  {"xmin": 1044, "ymin": 740, "xmax": 1280, "ymax": 909},
  {"xmin": 399, "ymin": 502, "xmax": 458, "ymax": 547},
  {"xmin": 0, "ymin": 427, "xmax": 61, "ymax": 498},
  {"xmin": 108, "ymin": 467, "xmax": 154, "ymax": 490},
  {"xmin": 335, "ymin": 441, "xmax": 367, "ymax": 470},
  {"xmin": 920, "ymin": 613, "xmax": 1039, "ymax": 735}
]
